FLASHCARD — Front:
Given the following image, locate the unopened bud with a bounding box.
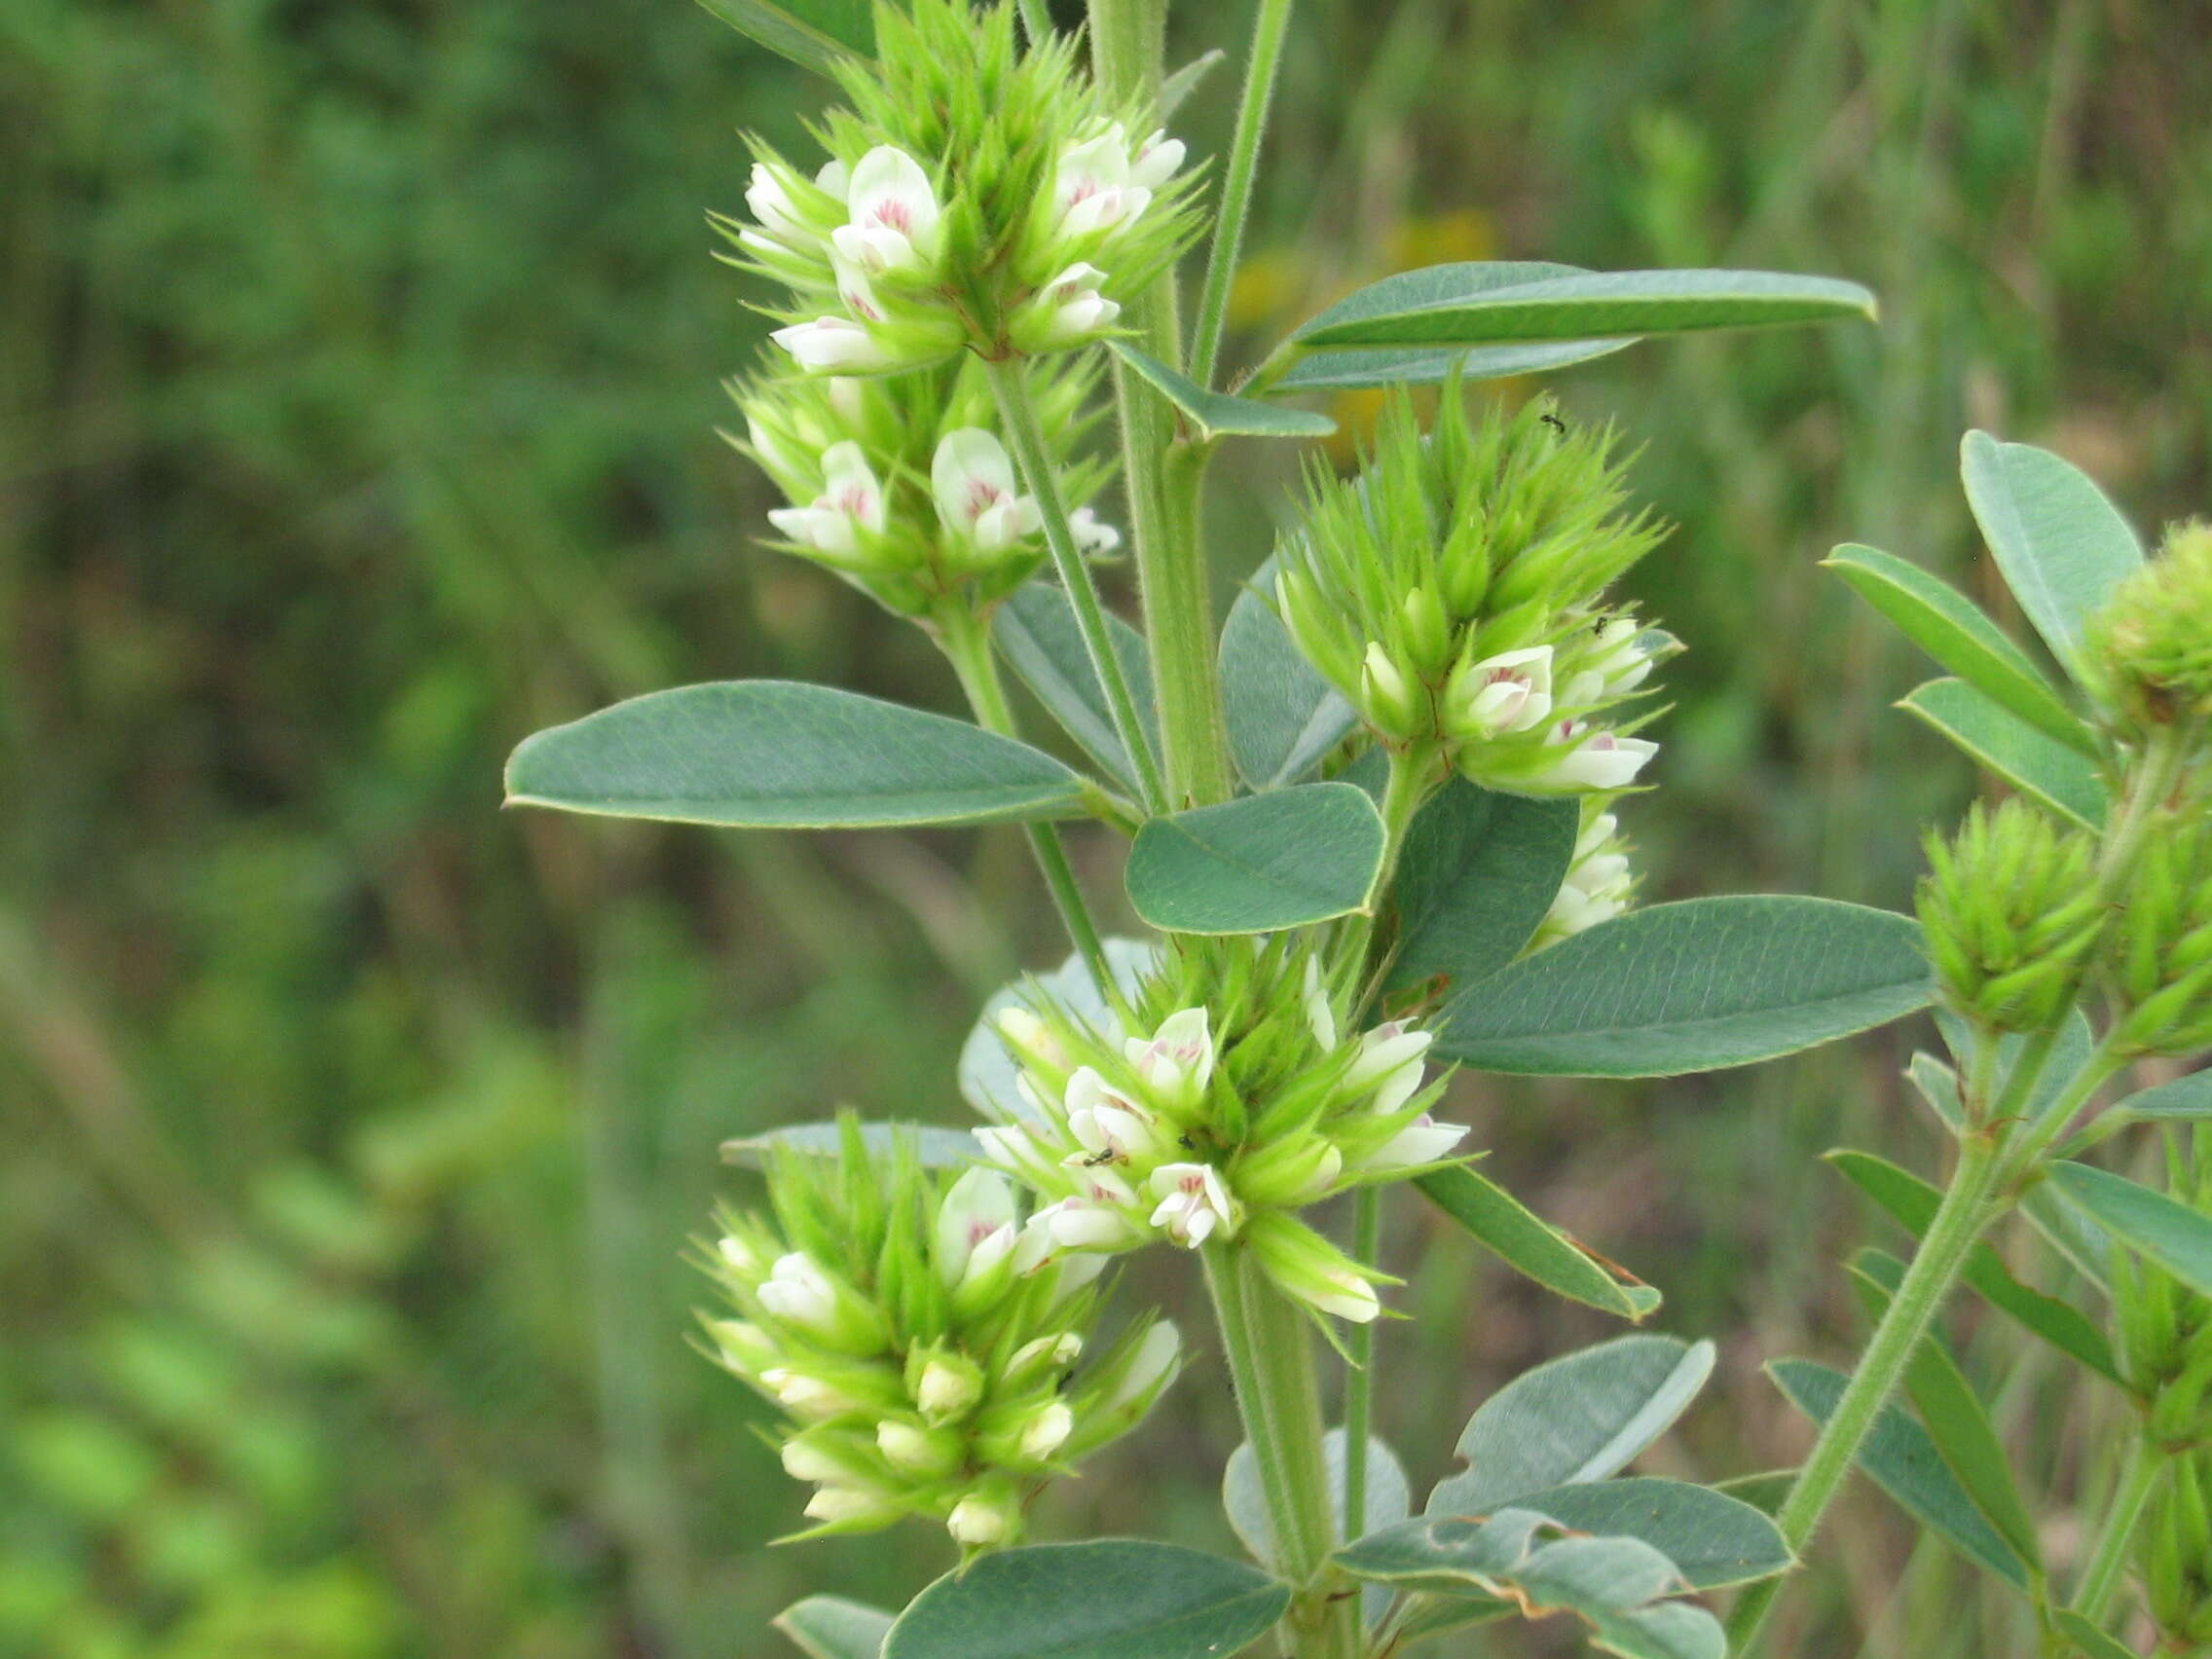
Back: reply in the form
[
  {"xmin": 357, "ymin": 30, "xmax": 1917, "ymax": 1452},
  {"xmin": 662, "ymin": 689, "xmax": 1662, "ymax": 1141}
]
[
  {"xmin": 914, "ymin": 1351, "xmax": 986, "ymax": 1423},
  {"xmin": 1919, "ymin": 800, "xmax": 2105, "ymax": 1036}
]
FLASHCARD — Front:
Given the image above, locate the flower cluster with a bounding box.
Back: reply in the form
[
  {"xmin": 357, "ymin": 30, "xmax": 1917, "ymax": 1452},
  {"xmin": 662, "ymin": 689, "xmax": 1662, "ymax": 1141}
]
[
  {"xmin": 2106, "ymin": 811, "xmax": 2212, "ymax": 1056},
  {"xmin": 973, "ymin": 939, "xmax": 1466, "ymax": 1324},
  {"xmin": 732, "ymin": 355, "xmax": 1114, "ymax": 614},
  {"xmin": 1274, "ymin": 392, "xmax": 1672, "ymax": 796},
  {"xmin": 2120, "ymin": 1147, "xmax": 2212, "ymax": 1647},
  {"xmin": 1916, "ymin": 799, "xmax": 2104, "ymax": 1036},
  {"xmin": 720, "ymin": 0, "xmax": 1197, "ymax": 375},
  {"xmin": 1533, "ymin": 807, "xmax": 1638, "ymax": 947},
  {"xmin": 2084, "ymin": 520, "xmax": 2212, "ymax": 753},
  {"xmin": 703, "ymin": 1120, "xmax": 1179, "ymax": 1553}
]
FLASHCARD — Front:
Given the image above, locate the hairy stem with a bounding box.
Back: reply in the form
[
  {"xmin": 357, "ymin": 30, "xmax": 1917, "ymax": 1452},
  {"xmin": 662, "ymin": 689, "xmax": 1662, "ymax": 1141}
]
[
  {"xmin": 1341, "ymin": 1186, "xmax": 1382, "ymax": 1539},
  {"xmin": 986, "ymin": 354, "xmax": 1168, "ymax": 814},
  {"xmin": 1205, "ymin": 1243, "xmax": 1361, "ymax": 1659},
  {"xmin": 1725, "ymin": 1128, "xmax": 2011, "ymax": 1653},
  {"xmin": 2071, "ymin": 1433, "xmax": 2164, "ymax": 1626},
  {"xmin": 1188, "ymin": 0, "xmax": 1294, "ymax": 389},
  {"xmin": 936, "ymin": 603, "xmax": 1119, "ymax": 999}
]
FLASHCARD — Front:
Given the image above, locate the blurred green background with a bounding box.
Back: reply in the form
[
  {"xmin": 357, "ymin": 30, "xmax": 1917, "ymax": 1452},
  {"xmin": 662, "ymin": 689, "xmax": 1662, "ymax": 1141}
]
[{"xmin": 5, "ymin": 0, "xmax": 2208, "ymax": 1654}]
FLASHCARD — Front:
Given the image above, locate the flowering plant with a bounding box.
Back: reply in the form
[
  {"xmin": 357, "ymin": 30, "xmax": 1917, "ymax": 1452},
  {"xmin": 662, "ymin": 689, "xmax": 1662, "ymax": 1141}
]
[{"xmin": 501, "ymin": 3, "xmax": 2212, "ymax": 1656}]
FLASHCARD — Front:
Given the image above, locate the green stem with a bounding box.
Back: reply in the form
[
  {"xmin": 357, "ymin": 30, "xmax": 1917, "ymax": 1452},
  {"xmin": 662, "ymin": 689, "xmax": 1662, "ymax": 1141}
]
[
  {"xmin": 937, "ymin": 602, "xmax": 1120, "ymax": 1003},
  {"xmin": 2071, "ymin": 1433, "xmax": 2164, "ymax": 1626},
  {"xmin": 1146, "ymin": 444, "xmax": 1235, "ymax": 803},
  {"xmin": 1333, "ymin": 744, "xmax": 1434, "ymax": 1001},
  {"xmin": 1725, "ymin": 1129, "xmax": 2011, "ymax": 1653},
  {"xmin": 1188, "ymin": 0, "xmax": 1295, "ymax": 390},
  {"xmin": 986, "ymin": 354, "xmax": 1169, "ymax": 815},
  {"xmin": 1341, "ymin": 1186, "xmax": 1381, "ymax": 1539},
  {"xmin": 1204, "ymin": 1244, "xmax": 1360, "ymax": 1659}
]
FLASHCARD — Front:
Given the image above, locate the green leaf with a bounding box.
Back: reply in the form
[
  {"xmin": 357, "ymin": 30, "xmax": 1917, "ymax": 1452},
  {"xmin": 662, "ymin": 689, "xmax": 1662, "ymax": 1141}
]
[
  {"xmin": 1415, "ymin": 1164, "xmax": 1659, "ymax": 1320},
  {"xmin": 2052, "ymin": 1608, "xmax": 2141, "ymax": 1659},
  {"xmin": 1106, "ymin": 342, "xmax": 1335, "ymax": 439},
  {"xmin": 1961, "ymin": 430, "xmax": 2145, "ymax": 675},
  {"xmin": 1430, "ymin": 897, "xmax": 1931, "ymax": 1077},
  {"xmin": 1711, "ymin": 1471, "xmax": 1794, "ymax": 1517},
  {"xmin": 2104, "ymin": 1070, "xmax": 2212, "ymax": 1126},
  {"xmin": 1429, "ymin": 1337, "xmax": 1714, "ymax": 1516},
  {"xmin": 1767, "ymin": 1359, "xmax": 2033, "ymax": 1591},
  {"xmin": 958, "ymin": 940, "xmax": 1156, "ymax": 1124},
  {"xmin": 1848, "ymin": 1249, "xmax": 2044, "ymax": 1570},
  {"xmin": 1158, "ymin": 49, "xmax": 1225, "ymax": 117},
  {"xmin": 692, "ymin": 0, "xmax": 872, "ymax": 77},
  {"xmin": 1335, "ymin": 1514, "xmax": 1724, "ymax": 1659},
  {"xmin": 2046, "ymin": 1161, "xmax": 2212, "ymax": 1298},
  {"xmin": 1225, "ymin": 1430, "xmax": 1407, "ymax": 1627},
  {"xmin": 1125, "ymin": 783, "xmax": 1385, "ymax": 934},
  {"xmin": 1274, "ymin": 340, "xmax": 1639, "ymax": 393},
  {"xmin": 505, "ymin": 682, "xmax": 1087, "ymax": 830},
  {"xmin": 776, "ymin": 1597, "xmax": 893, "ymax": 1659},
  {"xmin": 721, "ymin": 1122, "xmax": 981, "ymax": 1170},
  {"xmin": 1385, "ymin": 780, "xmax": 1581, "ymax": 995},
  {"xmin": 1824, "ymin": 543, "xmax": 2094, "ymax": 753},
  {"xmin": 1899, "ymin": 678, "xmax": 2108, "ymax": 830},
  {"xmin": 1825, "ymin": 1147, "xmax": 2120, "ymax": 1382},
  {"xmin": 1220, "ymin": 561, "xmax": 1360, "ymax": 790},
  {"xmin": 1490, "ymin": 1479, "xmax": 1790, "ymax": 1590},
  {"xmin": 1295, "ymin": 266, "xmax": 1876, "ymax": 350},
  {"xmin": 881, "ymin": 1540, "xmax": 1289, "ymax": 1659},
  {"xmin": 995, "ymin": 583, "xmax": 1160, "ymax": 793}
]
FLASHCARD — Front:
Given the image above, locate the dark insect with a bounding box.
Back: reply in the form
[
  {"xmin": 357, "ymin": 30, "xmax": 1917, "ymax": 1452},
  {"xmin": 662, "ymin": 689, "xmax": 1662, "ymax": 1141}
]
[
  {"xmin": 1079, "ymin": 1149, "xmax": 1118, "ymax": 1167},
  {"xmin": 1178, "ymin": 1133, "xmax": 1197, "ymax": 1151},
  {"xmin": 1540, "ymin": 411, "xmax": 1567, "ymax": 434}
]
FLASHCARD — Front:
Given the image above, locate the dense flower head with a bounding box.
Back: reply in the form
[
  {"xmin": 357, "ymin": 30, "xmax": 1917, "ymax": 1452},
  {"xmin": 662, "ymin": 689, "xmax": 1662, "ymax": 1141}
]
[
  {"xmin": 717, "ymin": 0, "xmax": 1198, "ymax": 374},
  {"xmin": 1274, "ymin": 391, "xmax": 1672, "ymax": 796},
  {"xmin": 2083, "ymin": 520, "xmax": 2212, "ymax": 750},
  {"xmin": 973, "ymin": 937, "xmax": 1467, "ymax": 1324},
  {"xmin": 1916, "ymin": 799, "xmax": 2105, "ymax": 1036},
  {"xmin": 702, "ymin": 1118, "xmax": 1179, "ymax": 1552},
  {"xmin": 730, "ymin": 353, "xmax": 1114, "ymax": 613},
  {"xmin": 1533, "ymin": 807, "xmax": 1638, "ymax": 947},
  {"xmin": 2107, "ymin": 812, "xmax": 2212, "ymax": 1057}
]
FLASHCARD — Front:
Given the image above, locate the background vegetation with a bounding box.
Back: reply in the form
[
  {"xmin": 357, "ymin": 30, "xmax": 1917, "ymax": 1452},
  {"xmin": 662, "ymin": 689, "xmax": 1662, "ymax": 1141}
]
[{"xmin": 5, "ymin": 0, "xmax": 2207, "ymax": 1652}]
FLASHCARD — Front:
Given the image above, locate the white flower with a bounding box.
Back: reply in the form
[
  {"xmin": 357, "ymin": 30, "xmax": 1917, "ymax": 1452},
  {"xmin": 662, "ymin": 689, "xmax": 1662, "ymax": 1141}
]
[
  {"xmin": 1125, "ymin": 1007, "xmax": 1214, "ymax": 1102},
  {"xmin": 1018, "ymin": 1402, "xmax": 1074, "ymax": 1460},
  {"xmin": 771, "ymin": 316, "xmax": 899, "ymax": 374},
  {"xmin": 1070, "ymin": 506, "xmax": 1122, "ymax": 555},
  {"xmin": 1344, "ymin": 1021, "xmax": 1433, "ymax": 1115},
  {"xmin": 932, "ymin": 428, "xmax": 1041, "ymax": 552},
  {"xmin": 1061, "ymin": 1068, "xmax": 1164, "ymax": 1166},
  {"xmin": 1450, "ymin": 645, "xmax": 1555, "ymax": 736},
  {"xmin": 765, "ymin": 441, "xmax": 885, "ymax": 559},
  {"xmin": 814, "ymin": 158, "xmax": 851, "ymax": 203},
  {"xmin": 1051, "ymin": 125, "xmax": 1153, "ymax": 240},
  {"xmin": 1033, "ymin": 1195, "xmax": 1146, "ymax": 1252},
  {"xmin": 1304, "ymin": 1270, "xmax": 1382, "ymax": 1324},
  {"xmin": 1587, "ymin": 617, "xmax": 1655, "ymax": 694},
  {"xmin": 1539, "ymin": 724, "xmax": 1659, "ymax": 791},
  {"xmin": 1302, "ymin": 957, "xmax": 1339, "ymax": 1051},
  {"xmin": 935, "ymin": 1167, "xmax": 1019, "ymax": 1288},
  {"xmin": 745, "ymin": 166, "xmax": 804, "ymax": 243},
  {"xmin": 756, "ymin": 1252, "xmax": 839, "ymax": 1333},
  {"xmin": 1146, "ymin": 1162, "xmax": 1239, "ymax": 1247},
  {"xmin": 832, "ymin": 145, "xmax": 940, "ymax": 274},
  {"xmin": 1104, "ymin": 1320, "xmax": 1181, "ymax": 1412},
  {"xmin": 1357, "ymin": 1115, "xmax": 1469, "ymax": 1172},
  {"xmin": 1129, "ymin": 129, "xmax": 1186, "ymax": 191},
  {"xmin": 1015, "ymin": 262, "xmax": 1121, "ymax": 349},
  {"xmin": 1361, "ymin": 643, "xmax": 1416, "ymax": 725}
]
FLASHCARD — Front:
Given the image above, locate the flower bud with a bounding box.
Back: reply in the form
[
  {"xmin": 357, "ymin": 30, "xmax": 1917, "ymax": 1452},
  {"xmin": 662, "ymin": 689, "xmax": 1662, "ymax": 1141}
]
[
  {"xmin": 1235, "ymin": 1131, "xmax": 1345, "ymax": 1207},
  {"xmin": 804, "ymin": 1485, "xmax": 903, "ymax": 1530},
  {"xmin": 1359, "ymin": 643, "xmax": 1427, "ymax": 740},
  {"xmin": 1535, "ymin": 811, "xmax": 1637, "ymax": 946},
  {"xmin": 947, "ymin": 1481, "xmax": 1024, "ymax": 1550},
  {"xmin": 913, "ymin": 1350, "xmax": 988, "ymax": 1424},
  {"xmin": 1145, "ymin": 1161, "xmax": 1242, "ymax": 1248},
  {"xmin": 876, "ymin": 1419, "xmax": 966, "ymax": 1479},
  {"xmin": 1353, "ymin": 1114, "xmax": 1470, "ymax": 1174},
  {"xmin": 2083, "ymin": 521, "xmax": 2212, "ymax": 742},
  {"xmin": 1342, "ymin": 1021, "xmax": 1433, "ymax": 1115},
  {"xmin": 1124, "ymin": 1008, "xmax": 1215, "ymax": 1109},
  {"xmin": 1918, "ymin": 801, "xmax": 2106, "ymax": 1035},
  {"xmin": 1245, "ymin": 1212, "xmax": 1385, "ymax": 1324},
  {"xmin": 2107, "ymin": 814, "xmax": 2212, "ymax": 1056},
  {"xmin": 758, "ymin": 1252, "xmax": 890, "ymax": 1355}
]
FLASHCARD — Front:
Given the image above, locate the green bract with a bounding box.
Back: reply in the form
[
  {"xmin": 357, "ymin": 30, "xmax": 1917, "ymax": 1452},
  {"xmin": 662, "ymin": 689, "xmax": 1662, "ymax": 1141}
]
[{"xmin": 1916, "ymin": 799, "xmax": 2104, "ymax": 1037}]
